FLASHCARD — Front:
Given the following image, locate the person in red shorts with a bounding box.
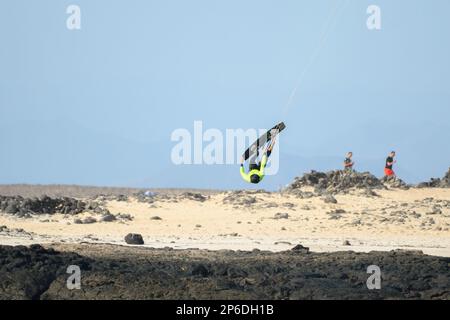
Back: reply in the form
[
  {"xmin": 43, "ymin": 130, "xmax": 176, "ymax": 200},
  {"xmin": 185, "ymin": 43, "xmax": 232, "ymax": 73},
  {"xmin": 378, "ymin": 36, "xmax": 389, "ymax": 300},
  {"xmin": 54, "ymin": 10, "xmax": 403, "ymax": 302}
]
[
  {"xmin": 384, "ymin": 151, "xmax": 396, "ymax": 177},
  {"xmin": 343, "ymin": 152, "xmax": 354, "ymax": 171}
]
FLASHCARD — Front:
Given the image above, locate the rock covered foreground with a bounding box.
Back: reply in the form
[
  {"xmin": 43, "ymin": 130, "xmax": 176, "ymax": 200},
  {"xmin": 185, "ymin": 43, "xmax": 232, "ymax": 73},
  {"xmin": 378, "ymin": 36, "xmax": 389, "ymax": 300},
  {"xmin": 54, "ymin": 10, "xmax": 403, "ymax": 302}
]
[{"xmin": 0, "ymin": 244, "xmax": 449, "ymax": 300}]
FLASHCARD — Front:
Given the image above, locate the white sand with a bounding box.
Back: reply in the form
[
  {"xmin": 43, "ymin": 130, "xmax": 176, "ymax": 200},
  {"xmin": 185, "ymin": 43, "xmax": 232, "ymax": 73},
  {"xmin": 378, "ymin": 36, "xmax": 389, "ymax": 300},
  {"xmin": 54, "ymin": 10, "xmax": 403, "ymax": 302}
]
[{"xmin": 1, "ymin": 188, "xmax": 449, "ymax": 256}]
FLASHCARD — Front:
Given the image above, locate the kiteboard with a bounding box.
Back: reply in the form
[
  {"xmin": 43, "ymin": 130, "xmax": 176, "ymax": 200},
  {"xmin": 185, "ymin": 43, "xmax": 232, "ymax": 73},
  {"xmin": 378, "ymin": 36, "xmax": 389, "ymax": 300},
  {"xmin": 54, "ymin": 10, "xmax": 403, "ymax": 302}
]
[{"xmin": 242, "ymin": 122, "xmax": 286, "ymax": 161}]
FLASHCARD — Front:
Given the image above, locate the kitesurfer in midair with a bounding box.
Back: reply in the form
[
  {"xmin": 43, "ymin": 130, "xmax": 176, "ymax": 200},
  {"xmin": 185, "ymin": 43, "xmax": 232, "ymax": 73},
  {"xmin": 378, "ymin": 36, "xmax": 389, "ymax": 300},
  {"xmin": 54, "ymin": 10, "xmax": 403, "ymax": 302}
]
[{"xmin": 240, "ymin": 136, "xmax": 277, "ymax": 184}]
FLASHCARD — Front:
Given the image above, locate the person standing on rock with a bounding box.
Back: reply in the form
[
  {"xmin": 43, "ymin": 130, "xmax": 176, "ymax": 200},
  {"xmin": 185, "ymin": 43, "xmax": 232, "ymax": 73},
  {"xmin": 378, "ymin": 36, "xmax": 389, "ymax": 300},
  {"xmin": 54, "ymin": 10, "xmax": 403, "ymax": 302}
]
[
  {"xmin": 343, "ymin": 152, "xmax": 354, "ymax": 171},
  {"xmin": 384, "ymin": 151, "xmax": 396, "ymax": 177}
]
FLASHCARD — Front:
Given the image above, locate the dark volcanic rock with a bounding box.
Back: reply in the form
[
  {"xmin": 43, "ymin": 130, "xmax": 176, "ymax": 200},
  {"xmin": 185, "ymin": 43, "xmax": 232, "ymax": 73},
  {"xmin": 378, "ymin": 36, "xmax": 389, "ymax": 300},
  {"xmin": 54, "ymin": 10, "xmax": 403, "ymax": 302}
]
[
  {"xmin": 117, "ymin": 213, "xmax": 133, "ymax": 221},
  {"xmin": 124, "ymin": 233, "xmax": 144, "ymax": 245},
  {"xmin": 180, "ymin": 192, "xmax": 208, "ymax": 202},
  {"xmin": 100, "ymin": 214, "xmax": 117, "ymax": 222},
  {"xmin": 286, "ymin": 170, "xmax": 383, "ymax": 194},
  {"xmin": 0, "ymin": 244, "xmax": 90, "ymax": 299},
  {"xmin": 323, "ymin": 194, "xmax": 338, "ymax": 204},
  {"xmin": 82, "ymin": 217, "xmax": 97, "ymax": 224},
  {"xmin": 222, "ymin": 191, "xmax": 260, "ymax": 207},
  {"xmin": 0, "ymin": 244, "xmax": 449, "ymax": 300},
  {"xmin": 190, "ymin": 264, "xmax": 211, "ymax": 277},
  {"xmin": 381, "ymin": 176, "xmax": 410, "ymax": 189},
  {"xmin": 115, "ymin": 195, "xmax": 128, "ymax": 202},
  {"xmin": 363, "ymin": 188, "xmax": 379, "ymax": 197},
  {"xmin": 291, "ymin": 244, "xmax": 310, "ymax": 254},
  {"xmin": 73, "ymin": 217, "xmax": 97, "ymax": 224},
  {"xmin": 0, "ymin": 196, "xmax": 90, "ymax": 216},
  {"xmin": 439, "ymin": 168, "xmax": 450, "ymax": 187},
  {"xmin": 5, "ymin": 203, "xmax": 19, "ymax": 214},
  {"xmin": 135, "ymin": 191, "xmax": 209, "ymax": 205},
  {"xmin": 274, "ymin": 213, "xmax": 289, "ymax": 220},
  {"xmin": 418, "ymin": 168, "xmax": 450, "ymax": 188}
]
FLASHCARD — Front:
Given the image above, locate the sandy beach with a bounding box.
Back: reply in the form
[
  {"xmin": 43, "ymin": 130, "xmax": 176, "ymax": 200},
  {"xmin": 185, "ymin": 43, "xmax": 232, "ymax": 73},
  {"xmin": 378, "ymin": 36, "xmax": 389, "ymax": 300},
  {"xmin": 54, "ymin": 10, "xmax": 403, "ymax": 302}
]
[{"xmin": 1, "ymin": 186, "xmax": 449, "ymax": 256}]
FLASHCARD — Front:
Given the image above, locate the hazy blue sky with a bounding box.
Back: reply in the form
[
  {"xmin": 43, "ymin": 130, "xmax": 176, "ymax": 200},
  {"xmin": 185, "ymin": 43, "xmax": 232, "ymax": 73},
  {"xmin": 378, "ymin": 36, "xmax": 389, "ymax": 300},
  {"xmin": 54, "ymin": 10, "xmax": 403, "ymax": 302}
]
[{"xmin": 1, "ymin": 0, "xmax": 449, "ymax": 190}]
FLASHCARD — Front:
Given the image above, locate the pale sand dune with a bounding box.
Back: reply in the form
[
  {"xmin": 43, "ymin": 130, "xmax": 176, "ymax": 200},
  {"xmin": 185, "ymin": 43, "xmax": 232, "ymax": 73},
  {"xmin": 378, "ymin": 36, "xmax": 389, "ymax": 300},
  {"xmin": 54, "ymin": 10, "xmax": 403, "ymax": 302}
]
[{"xmin": 1, "ymin": 188, "xmax": 449, "ymax": 256}]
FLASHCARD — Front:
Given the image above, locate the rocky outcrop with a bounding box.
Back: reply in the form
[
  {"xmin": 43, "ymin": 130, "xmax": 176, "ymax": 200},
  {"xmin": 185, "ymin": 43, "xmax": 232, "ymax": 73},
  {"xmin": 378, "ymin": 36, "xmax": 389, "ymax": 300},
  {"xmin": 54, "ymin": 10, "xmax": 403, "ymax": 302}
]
[
  {"xmin": 0, "ymin": 196, "xmax": 87, "ymax": 217},
  {"xmin": 0, "ymin": 244, "xmax": 448, "ymax": 300},
  {"xmin": 286, "ymin": 170, "xmax": 383, "ymax": 194},
  {"xmin": 380, "ymin": 176, "xmax": 410, "ymax": 190},
  {"xmin": 135, "ymin": 191, "xmax": 209, "ymax": 204},
  {"xmin": 418, "ymin": 168, "xmax": 450, "ymax": 188}
]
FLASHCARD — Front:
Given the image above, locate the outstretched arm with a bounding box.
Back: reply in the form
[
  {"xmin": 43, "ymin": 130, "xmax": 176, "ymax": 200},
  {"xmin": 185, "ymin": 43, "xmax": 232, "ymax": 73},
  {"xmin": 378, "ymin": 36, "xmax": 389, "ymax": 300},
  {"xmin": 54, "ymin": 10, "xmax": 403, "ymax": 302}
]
[
  {"xmin": 259, "ymin": 154, "xmax": 268, "ymax": 175},
  {"xmin": 267, "ymin": 135, "xmax": 277, "ymax": 152},
  {"xmin": 263, "ymin": 136, "xmax": 276, "ymax": 158}
]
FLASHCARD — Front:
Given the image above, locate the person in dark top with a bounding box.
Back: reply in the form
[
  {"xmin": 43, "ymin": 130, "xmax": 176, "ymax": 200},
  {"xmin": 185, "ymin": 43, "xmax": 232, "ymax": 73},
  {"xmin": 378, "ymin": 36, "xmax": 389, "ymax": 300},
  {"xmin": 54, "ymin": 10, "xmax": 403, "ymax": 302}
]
[
  {"xmin": 343, "ymin": 152, "xmax": 354, "ymax": 171},
  {"xmin": 384, "ymin": 151, "xmax": 396, "ymax": 177}
]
